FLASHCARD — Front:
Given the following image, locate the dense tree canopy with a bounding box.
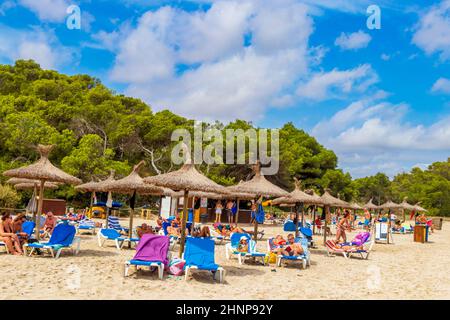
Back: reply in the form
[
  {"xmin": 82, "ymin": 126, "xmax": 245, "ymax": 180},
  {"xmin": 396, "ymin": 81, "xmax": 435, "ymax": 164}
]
[{"xmin": 0, "ymin": 60, "xmax": 448, "ymax": 215}]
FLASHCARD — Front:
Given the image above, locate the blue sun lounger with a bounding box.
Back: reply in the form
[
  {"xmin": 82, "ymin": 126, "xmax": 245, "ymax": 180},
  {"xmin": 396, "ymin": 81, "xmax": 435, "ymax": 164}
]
[
  {"xmin": 24, "ymin": 224, "xmax": 80, "ymax": 258},
  {"xmin": 97, "ymin": 228, "xmax": 139, "ymax": 250},
  {"xmin": 183, "ymin": 237, "xmax": 225, "ymax": 283},
  {"xmin": 108, "ymin": 216, "xmax": 129, "ymax": 233},
  {"xmin": 267, "ymin": 236, "xmax": 310, "ymax": 269},
  {"xmin": 225, "ymin": 233, "xmax": 266, "ymax": 265}
]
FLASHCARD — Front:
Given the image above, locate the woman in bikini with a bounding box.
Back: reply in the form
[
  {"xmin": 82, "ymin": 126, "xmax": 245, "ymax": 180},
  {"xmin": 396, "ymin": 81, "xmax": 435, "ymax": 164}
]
[
  {"xmin": 335, "ymin": 211, "xmax": 352, "ymax": 243},
  {"xmin": 0, "ymin": 213, "xmax": 23, "ymax": 255},
  {"xmin": 13, "ymin": 213, "xmax": 28, "ymax": 245}
]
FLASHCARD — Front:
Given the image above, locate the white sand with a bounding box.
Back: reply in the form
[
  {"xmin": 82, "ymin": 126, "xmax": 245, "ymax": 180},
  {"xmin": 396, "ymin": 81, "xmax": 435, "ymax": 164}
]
[{"xmin": 1, "ymin": 218, "xmax": 449, "ymax": 300}]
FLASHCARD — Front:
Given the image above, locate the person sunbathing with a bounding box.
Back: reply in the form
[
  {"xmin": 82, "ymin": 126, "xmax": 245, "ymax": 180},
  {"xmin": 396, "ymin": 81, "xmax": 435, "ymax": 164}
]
[
  {"xmin": 393, "ymin": 220, "xmax": 403, "ymax": 232},
  {"xmin": 42, "ymin": 212, "xmax": 57, "ymax": 235},
  {"xmin": 0, "ymin": 213, "xmax": 23, "ymax": 255},
  {"xmin": 137, "ymin": 223, "xmax": 154, "ymax": 238},
  {"xmin": 333, "ymin": 240, "xmax": 363, "ymax": 251},
  {"xmin": 237, "ymin": 236, "xmax": 249, "ymax": 253},
  {"xmin": 195, "ymin": 226, "xmax": 211, "ymax": 238},
  {"xmin": 13, "ymin": 214, "xmax": 28, "ymax": 245},
  {"xmin": 167, "ymin": 221, "xmax": 181, "ymax": 237},
  {"xmin": 269, "ymin": 235, "xmax": 287, "ymax": 254},
  {"xmin": 282, "ymin": 234, "xmax": 304, "ymax": 256}
]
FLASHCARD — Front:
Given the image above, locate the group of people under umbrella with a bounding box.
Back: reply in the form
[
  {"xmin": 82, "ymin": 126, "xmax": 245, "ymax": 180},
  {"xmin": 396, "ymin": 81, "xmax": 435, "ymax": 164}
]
[{"xmin": 3, "ymin": 143, "xmax": 428, "ymax": 256}]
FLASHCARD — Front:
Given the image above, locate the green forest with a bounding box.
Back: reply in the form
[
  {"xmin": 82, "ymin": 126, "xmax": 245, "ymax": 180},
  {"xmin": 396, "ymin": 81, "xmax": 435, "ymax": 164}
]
[{"xmin": 0, "ymin": 60, "xmax": 449, "ymax": 216}]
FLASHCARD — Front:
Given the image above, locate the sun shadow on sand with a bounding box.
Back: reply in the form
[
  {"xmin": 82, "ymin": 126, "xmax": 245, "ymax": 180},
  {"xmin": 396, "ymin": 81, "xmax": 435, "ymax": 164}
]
[{"xmin": 77, "ymin": 249, "xmax": 118, "ymax": 257}]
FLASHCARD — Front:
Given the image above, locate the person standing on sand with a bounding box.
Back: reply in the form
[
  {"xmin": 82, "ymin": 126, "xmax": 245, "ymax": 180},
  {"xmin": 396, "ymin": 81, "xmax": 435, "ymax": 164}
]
[
  {"xmin": 335, "ymin": 211, "xmax": 351, "ymax": 243},
  {"xmin": 215, "ymin": 200, "xmax": 223, "ymax": 223},
  {"xmin": 226, "ymin": 200, "xmax": 234, "ymax": 224}
]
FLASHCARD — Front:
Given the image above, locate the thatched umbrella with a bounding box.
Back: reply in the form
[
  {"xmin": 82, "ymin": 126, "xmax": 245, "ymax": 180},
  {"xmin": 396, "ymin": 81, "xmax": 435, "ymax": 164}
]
[
  {"xmin": 414, "ymin": 203, "xmax": 427, "ymax": 212},
  {"xmin": 272, "ymin": 178, "xmax": 322, "ymax": 237},
  {"xmin": 14, "ymin": 182, "xmax": 59, "ymax": 190},
  {"xmin": 364, "ymin": 198, "xmax": 380, "ymax": 210},
  {"xmin": 143, "ymin": 144, "xmax": 229, "ymax": 256},
  {"xmin": 349, "ymin": 202, "xmax": 363, "ymax": 210},
  {"xmin": 378, "ymin": 200, "xmax": 402, "ymax": 244},
  {"xmin": 101, "ymin": 161, "xmax": 163, "ymax": 242},
  {"xmin": 399, "ymin": 198, "xmax": 416, "ymax": 222},
  {"xmin": 227, "ymin": 161, "xmax": 288, "ymax": 241},
  {"xmin": 3, "ymin": 145, "xmax": 81, "ymax": 239}
]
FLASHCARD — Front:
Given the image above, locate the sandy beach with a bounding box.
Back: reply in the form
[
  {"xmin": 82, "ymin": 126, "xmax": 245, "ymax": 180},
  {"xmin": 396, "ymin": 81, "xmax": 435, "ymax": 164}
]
[{"xmin": 1, "ymin": 217, "xmax": 449, "ymax": 300}]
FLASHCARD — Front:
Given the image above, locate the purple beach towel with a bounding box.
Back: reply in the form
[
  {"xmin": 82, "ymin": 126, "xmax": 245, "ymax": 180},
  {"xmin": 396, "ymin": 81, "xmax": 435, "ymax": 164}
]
[
  {"xmin": 133, "ymin": 234, "xmax": 170, "ymax": 265},
  {"xmin": 352, "ymin": 232, "xmax": 370, "ymax": 246}
]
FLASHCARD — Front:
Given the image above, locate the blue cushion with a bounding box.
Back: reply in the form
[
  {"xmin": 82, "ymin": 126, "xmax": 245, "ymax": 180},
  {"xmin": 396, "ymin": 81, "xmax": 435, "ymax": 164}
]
[{"xmin": 129, "ymin": 259, "xmax": 162, "ymax": 266}]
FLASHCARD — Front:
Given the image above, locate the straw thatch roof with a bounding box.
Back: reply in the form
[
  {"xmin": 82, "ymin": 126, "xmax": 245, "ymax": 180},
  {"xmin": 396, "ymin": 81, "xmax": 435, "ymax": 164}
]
[
  {"xmin": 379, "ymin": 200, "xmax": 402, "ymax": 209},
  {"xmin": 7, "ymin": 177, "xmax": 63, "ymax": 186},
  {"xmin": 143, "ymin": 144, "xmax": 229, "ymax": 194},
  {"xmin": 349, "ymin": 202, "xmax": 363, "ymax": 210},
  {"xmin": 320, "ymin": 189, "xmax": 350, "ymax": 207},
  {"xmin": 414, "ymin": 203, "xmax": 428, "ymax": 212},
  {"xmin": 364, "ymin": 198, "xmax": 380, "ymax": 210},
  {"xmin": 304, "ymin": 189, "xmax": 324, "ymax": 206},
  {"xmin": 226, "ymin": 162, "xmax": 287, "ymax": 198},
  {"xmin": 101, "ymin": 161, "xmax": 164, "ymax": 195},
  {"xmin": 3, "ymin": 145, "xmax": 81, "ymax": 185},
  {"xmin": 272, "ymin": 178, "xmax": 322, "ymax": 205},
  {"xmin": 14, "ymin": 182, "xmax": 59, "ymax": 190},
  {"xmin": 400, "ymin": 198, "xmax": 416, "ymax": 211},
  {"xmin": 172, "ymin": 190, "xmax": 224, "ymax": 200}
]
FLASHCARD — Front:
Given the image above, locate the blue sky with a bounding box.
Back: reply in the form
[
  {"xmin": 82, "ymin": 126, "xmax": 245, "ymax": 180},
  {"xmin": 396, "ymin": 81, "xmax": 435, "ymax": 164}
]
[{"xmin": 0, "ymin": 0, "xmax": 449, "ymax": 178}]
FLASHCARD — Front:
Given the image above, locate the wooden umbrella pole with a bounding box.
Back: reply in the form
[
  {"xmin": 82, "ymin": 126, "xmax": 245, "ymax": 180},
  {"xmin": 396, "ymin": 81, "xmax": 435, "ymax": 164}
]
[
  {"xmin": 179, "ymin": 189, "xmax": 189, "ymax": 257},
  {"xmin": 236, "ymin": 198, "xmax": 240, "ymax": 225},
  {"xmin": 253, "ymin": 196, "xmax": 259, "ymax": 242},
  {"xmin": 32, "ymin": 183, "xmax": 38, "ymax": 222},
  {"xmin": 295, "ymin": 203, "xmax": 299, "ymax": 238},
  {"xmin": 323, "ymin": 205, "xmax": 328, "ymax": 245},
  {"xmin": 301, "ymin": 203, "xmax": 305, "ymax": 228},
  {"xmin": 36, "ymin": 180, "xmax": 45, "ymax": 240},
  {"xmin": 89, "ymin": 192, "xmax": 94, "ymax": 218},
  {"xmin": 312, "ymin": 205, "xmax": 316, "ymax": 235}
]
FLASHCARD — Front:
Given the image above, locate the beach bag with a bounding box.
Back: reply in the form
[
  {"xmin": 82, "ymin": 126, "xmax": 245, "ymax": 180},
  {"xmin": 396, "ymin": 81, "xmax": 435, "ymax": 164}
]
[
  {"xmin": 265, "ymin": 252, "xmax": 277, "ymax": 264},
  {"xmin": 169, "ymin": 258, "xmax": 185, "ymax": 276}
]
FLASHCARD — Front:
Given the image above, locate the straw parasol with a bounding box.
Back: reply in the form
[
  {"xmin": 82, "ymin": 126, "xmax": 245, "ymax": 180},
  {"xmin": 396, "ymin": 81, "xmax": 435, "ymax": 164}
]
[
  {"xmin": 414, "ymin": 203, "xmax": 427, "ymax": 212},
  {"xmin": 272, "ymin": 178, "xmax": 322, "ymax": 237},
  {"xmin": 3, "ymin": 145, "xmax": 81, "ymax": 239},
  {"xmin": 400, "ymin": 198, "xmax": 416, "ymax": 211},
  {"xmin": 101, "ymin": 161, "xmax": 164, "ymax": 242},
  {"xmin": 349, "ymin": 202, "xmax": 363, "ymax": 210},
  {"xmin": 143, "ymin": 143, "xmax": 229, "ymax": 256},
  {"xmin": 364, "ymin": 198, "xmax": 380, "ymax": 210},
  {"xmin": 226, "ymin": 161, "xmax": 288, "ymax": 241},
  {"xmin": 14, "ymin": 182, "xmax": 59, "ymax": 190},
  {"xmin": 379, "ymin": 200, "xmax": 402, "ymax": 210}
]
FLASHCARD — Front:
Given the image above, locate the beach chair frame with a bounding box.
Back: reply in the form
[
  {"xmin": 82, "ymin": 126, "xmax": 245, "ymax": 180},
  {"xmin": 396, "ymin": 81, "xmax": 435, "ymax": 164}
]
[
  {"xmin": 24, "ymin": 237, "xmax": 81, "ymax": 259},
  {"xmin": 124, "ymin": 251, "xmax": 171, "ymax": 280},
  {"xmin": 97, "ymin": 229, "xmax": 139, "ymax": 250},
  {"xmin": 225, "ymin": 233, "xmax": 266, "ymax": 265},
  {"xmin": 326, "ymin": 237, "xmax": 374, "ymax": 260},
  {"xmin": 267, "ymin": 237, "xmax": 310, "ymax": 269},
  {"xmin": 0, "ymin": 241, "xmax": 10, "ymax": 254},
  {"xmin": 184, "ymin": 265, "xmax": 225, "ymax": 283}
]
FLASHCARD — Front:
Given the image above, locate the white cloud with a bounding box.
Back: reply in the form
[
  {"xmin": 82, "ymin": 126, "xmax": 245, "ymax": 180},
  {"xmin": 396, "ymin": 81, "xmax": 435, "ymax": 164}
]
[
  {"xmin": 296, "ymin": 64, "xmax": 378, "ymax": 100},
  {"xmin": 431, "ymin": 77, "xmax": 450, "ymax": 94},
  {"xmin": 335, "ymin": 30, "xmax": 372, "ymax": 50},
  {"xmin": 312, "ymin": 97, "xmax": 450, "ymax": 177},
  {"xmin": 0, "ymin": 1, "xmax": 16, "ymax": 16},
  {"xmin": 0, "ymin": 24, "xmax": 76, "ymax": 69},
  {"xmin": 18, "ymin": 0, "xmax": 70, "ymax": 22},
  {"xmin": 412, "ymin": 0, "xmax": 450, "ymax": 61},
  {"xmin": 102, "ymin": 0, "xmax": 314, "ymax": 121}
]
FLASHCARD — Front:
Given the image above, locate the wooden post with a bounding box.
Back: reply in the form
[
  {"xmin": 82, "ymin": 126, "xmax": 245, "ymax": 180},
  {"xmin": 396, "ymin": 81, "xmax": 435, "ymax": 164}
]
[
  {"xmin": 312, "ymin": 205, "xmax": 316, "ymax": 235},
  {"xmin": 294, "ymin": 203, "xmax": 299, "ymax": 238},
  {"xmin": 35, "ymin": 180, "xmax": 45, "ymax": 240},
  {"xmin": 323, "ymin": 205, "xmax": 328, "ymax": 245},
  {"xmin": 179, "ymin": 189, "xmax": 189, "ymax": 257},
  {"xmin": 300, "ymin": 203, "xmax": 305, "ymax": 229},
  {"xmin": 253, "ymin": 196, "xmax": 260, "ymax": 242},
  {"xmin": 235, "ymin": 198, "xmax": 240, "ymax": 225}
]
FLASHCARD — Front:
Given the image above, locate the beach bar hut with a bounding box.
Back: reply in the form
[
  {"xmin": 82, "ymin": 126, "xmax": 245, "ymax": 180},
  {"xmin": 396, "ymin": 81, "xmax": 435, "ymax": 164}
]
[{"xmin": 227, "ymin": 161, "xmax": 287, "ymax": 241}]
